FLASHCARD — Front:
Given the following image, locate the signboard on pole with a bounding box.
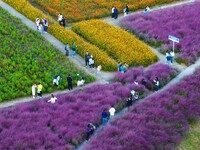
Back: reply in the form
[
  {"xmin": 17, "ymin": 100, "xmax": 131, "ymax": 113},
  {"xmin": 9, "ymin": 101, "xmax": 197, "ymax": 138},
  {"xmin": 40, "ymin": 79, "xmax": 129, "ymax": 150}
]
[{"xmin": 168, "ymin": 35, "xmax": 179, "ymax": 43}]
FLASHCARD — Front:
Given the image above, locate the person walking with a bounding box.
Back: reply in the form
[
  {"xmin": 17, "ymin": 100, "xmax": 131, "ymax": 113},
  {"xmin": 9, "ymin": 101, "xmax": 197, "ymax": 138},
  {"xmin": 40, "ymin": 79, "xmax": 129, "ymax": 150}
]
[
  {"xmin": 32, "ymin": 83, "xmax": 37, "ymax": 98},
  {"xmin": 65, "ymin": 43, "xmax": 70, "ymax": 56},
  {"xmin": 48, "ymin": 94, "xmax": 57, "ymax": 104},
  {"xmin": 89, "ymin": 123, "xmax": 96, "ymax": 135},
  {"xmin": 58, "ymin": 13, "xmax": 63, "ymax": 25},
  {"xmin": 125, "ymin": 4, "xmax": 129, "ymax": 15},
  {"xmin": 114, "ymin": 7, "xmax": 118, "ymax": 19},
  {"xmin": 111, "ymin": 6, "xmax": 115, "ymax": 18},
  {"xmin": 89, "ymin": 56, "xmax": 94, "ymax": 69},
  {"xmin": 85, "ymin": 52, "xmax": 90, "ymax": 67},
  {"xmin": 109, "ymin": 105, "xmax": 116, "ymax": 119},
  {"xmin": 96, "ymin": 65, "xmax": 102, "ymax": 75},
  {"xmin": 42, "ymin": 18, "xmax": 49, "ymax": 33},
  {"xmin": 67, "ymin": 74, "xmax": 73, "ymax": 90},
  {"xmin": 126, "ymin": 95, "xmax": 133, "ymax": 111},
  {"xmin": 102, "ymin": 109, "xmax": 108, "ymax": 125},
  {"xmin": 37, "ymin": 83, "xmax": 43, "ymax": 98},
  {"xmin": 53, "ymin": 75, "xmax": 61, "ymax": 86},
  {"xmin": 72, "ymin": 43, "xmax": 77, "ymax": 57},
  {"xmin": 36, "ymin": 17, "xmax": 40, "ymax": 30},
  {"xmin": 38, "ymin": 23, "xmax": 43, "ymax": 34},
  {"xmin": 86, "ymin": 124, "xmax": 91, "ymax": 141},
  {"xmin": 154, "ymin": 77, "xmax": 159, "ymax": 92}
]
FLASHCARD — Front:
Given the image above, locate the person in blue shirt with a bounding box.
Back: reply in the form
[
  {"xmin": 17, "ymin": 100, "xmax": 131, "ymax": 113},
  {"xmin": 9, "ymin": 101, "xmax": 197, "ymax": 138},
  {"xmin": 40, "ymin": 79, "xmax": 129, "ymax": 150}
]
[{"xmin": 102, "ymin": 109, "xmax": 108, "ymax": 125}]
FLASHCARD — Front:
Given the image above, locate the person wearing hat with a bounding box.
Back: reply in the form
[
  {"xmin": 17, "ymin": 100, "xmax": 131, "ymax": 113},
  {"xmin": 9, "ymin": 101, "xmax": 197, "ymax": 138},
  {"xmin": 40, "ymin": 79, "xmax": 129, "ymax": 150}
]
[{"xmin": 89, "ymin": 55, "xmax": 94, "ymax": 69}]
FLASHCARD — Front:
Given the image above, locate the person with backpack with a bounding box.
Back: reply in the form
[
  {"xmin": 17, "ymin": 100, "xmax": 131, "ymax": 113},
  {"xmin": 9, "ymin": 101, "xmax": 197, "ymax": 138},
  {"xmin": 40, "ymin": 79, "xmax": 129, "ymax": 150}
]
[
  {"xmin": 72, "ymin": 43, "xmax": 77, "ymax": 57},
  {"xmin": 89, "ymin": 56, "xmax": 94, "ymax": 69},
  {"xmin": 85, "ymin": 52, "xmax": 90, "ymax": 67}
]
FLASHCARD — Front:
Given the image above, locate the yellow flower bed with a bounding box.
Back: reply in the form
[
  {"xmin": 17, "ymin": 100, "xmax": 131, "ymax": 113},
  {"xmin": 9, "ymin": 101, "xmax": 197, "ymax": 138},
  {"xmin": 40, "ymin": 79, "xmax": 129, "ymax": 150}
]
[
  {"xmin": 28, "ymin": 0, "xmax": 178, "ymax": 22},
  {"xmin": 3, "ymin": 0, "xmax": 117, "ymax": 71},
  {"xmin": 72, "ymin": 20, "xmax": 158, "ymax": 66}
]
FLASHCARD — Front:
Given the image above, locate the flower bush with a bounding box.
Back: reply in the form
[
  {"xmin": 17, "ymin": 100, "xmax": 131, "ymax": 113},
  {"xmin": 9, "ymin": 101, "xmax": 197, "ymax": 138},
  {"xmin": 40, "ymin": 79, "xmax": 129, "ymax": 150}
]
[
  {"xmin": 0, "ymin": 8, "xmax": 94, "ymax": 101},
  {"xmin": 29, "ymin": 0, "xmax": 178, "ymax": 22},
  {"xmin": 121, "ymin": 1, "xmax": 200, "ymax": 65},
  {"xmin": 0, "ymin": 83, "xmax": 131, "ymax": 149},
  {"xmin": 72, "ymin": 20, "xmax": 158, "ymax": 67},
  {"xmin": 2, "ymin": 0, "xmax": 118, "ymax": 71},
  {"xmin": 83, "ymin": 68, "xmax": 200, "ymax": 150},
  {"xmin": 114, "ymin": 63, "xmax": 178, "ymax": 90}
]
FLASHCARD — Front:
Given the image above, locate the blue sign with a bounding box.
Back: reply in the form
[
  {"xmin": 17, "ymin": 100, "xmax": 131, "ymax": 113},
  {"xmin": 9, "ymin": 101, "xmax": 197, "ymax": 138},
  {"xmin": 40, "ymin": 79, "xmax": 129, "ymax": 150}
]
[{"xmin": 168, "ymin": 35, "xmax": 179, "ymax": 43}]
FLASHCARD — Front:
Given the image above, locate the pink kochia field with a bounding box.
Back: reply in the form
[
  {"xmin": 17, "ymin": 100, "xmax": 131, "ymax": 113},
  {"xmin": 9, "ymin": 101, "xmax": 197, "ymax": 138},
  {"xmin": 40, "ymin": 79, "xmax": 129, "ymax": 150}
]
[
  {"xmin": 84, "ymin": 68, "xmax": 200, "ymax": 150},
  {"xmin": 0, "ymin": 63, "xmax": 176, "ymax": 149},
  {"xmin": 121, "ymin": 1, "xmax": 200, "ymax": 65}
]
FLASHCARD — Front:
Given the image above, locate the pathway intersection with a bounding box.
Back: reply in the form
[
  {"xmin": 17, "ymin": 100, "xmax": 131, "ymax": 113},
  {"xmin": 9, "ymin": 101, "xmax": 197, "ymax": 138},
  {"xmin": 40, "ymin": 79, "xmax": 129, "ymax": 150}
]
[{"xmin": 0, "ymin": 0, "xmax": 199, "ymax": 148}]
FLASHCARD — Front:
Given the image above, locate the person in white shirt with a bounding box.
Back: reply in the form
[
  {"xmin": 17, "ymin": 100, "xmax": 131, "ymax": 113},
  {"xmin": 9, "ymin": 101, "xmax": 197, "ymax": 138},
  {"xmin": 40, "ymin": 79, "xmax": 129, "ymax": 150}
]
[
  {"xmin": 48, "ymin": 94, "xmax": 57, "ymax": 104},
  {"xmin": 89, "ymin": 56, "xmax": 94, "ymax": 69},
  {"xmin": 77, "ymin": 77, "xmax": 85, "ymax": 86},
  {"xmin": 111, "ymin": 6, "xmax": 115, "ymax": 18},
  {"xmin": 154, "ymin": 77, "xmax": 159, "ymax": 92},
  {"xmin": 53, "ymin": 75, "xmax": 61, "ymax": 86},
  {"xmin": 109, "ymin": 105, "xmax": 116, "ymax": 119},
  {"xmin": 97, "ymin": 65, "xmax": 102, "ymax": 75},
  {"xmin": 134, "ymin": 81, "xmax": 139, "ymax": 85},
  {"xmin": 36, "ymin": 17, "xmax": 40, "ymax": 30},
  {"xmin": 58, "ymin": 13, "xmax": 63, "ymax": 25},
  {"xmin": 32, "ymin": 83, "xmax": 37, "ymax": 98}
]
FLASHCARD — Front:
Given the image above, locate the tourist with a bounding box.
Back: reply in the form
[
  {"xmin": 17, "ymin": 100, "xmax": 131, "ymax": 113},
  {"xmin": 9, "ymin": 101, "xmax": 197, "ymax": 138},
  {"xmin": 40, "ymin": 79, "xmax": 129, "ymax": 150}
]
[
  {"xmin": 89, "ymin": 123, "xmax": 96, "ymax": 135},
  {"xmin": 65, "ymin": 43, "xmax": 70, "ymax": 56},
  {"xmin": 134, "ymin": 80, "xmax": 139, "ymax": 85},
  {"xmin": 77, "ymin": 77, "xmax": 85, "ymax": 87},
  {"xmin": 120, "ymin": 65, "xmax": 125, "ymax": 73},
  {"xmin": 32, "ymin": 83, "xmax": 37, "ymax": 98},
  {"xmin": 85, "ymin": 52, "xmax": 90, "ymax": 67},
  {"xmin": 141, "ymin": 78, "xmax": 146, "ymax": 87},
  {"xmin": 109, "ymin": 105, "xmax": 116, "ymax": 119},
  {"xmin": 102, "ymin": 109, "xmax": 108, "ymax": 125},
  {"xmin": 38, "ymin": 23, "xmax": 43, "ymax": 34},
  {"xmin": 67, "ymin": 74, "xmax": 73, "ymax": 91},
  {"xmin": 86, "ymin": 124, "xmax": 91, "ymax": 141},
  {"xmin": 118, "ymin": 62, "xmax": 121, "ymax": 72},
  {"xmin": 144, "ymin": 6, "xmax": 150, "ymax": 14},
  {"xmin": 62, "ymin": 17, "xmax": 66, "ymax": 27},
  {"xmin": 166, "ymin": 51, "xmax": 172, "ymax": 65},
  {"xmin": 36, "ymin": 17, "xmax": 40, "ymax": 30},
  {"xmin": 133, "ymin": 92, "xmax": 139, "ymax": 101},
  {"xmin": 97, "ymin": 65, "xmax": 102, "ymax": 75},
  {"xmin": 58, "ymin": 13, "xmax": 63, "ymax": 25},
  {"xmin": 111, "ymin": 6, "xmax": 115, "ymax": 18},
  {"xmin": 154, "ymin": 77, "xmax": 159, "ymax": 92},
  {"xmin": 170, "ymin": 50, "xmax": 175, "ymax": 63},
  {"xmin": 72, "ymin": 42, "xmax": 77, "ymax": 57},
  {"xmin": 48, "ymin": 94, "xmax": 57, "ymax": 104},
  {"xmin": 126, "ymin": 95, "xmax": 133, "ymax": 111},
  {"xmin": 89, "ymin": 55, "xmax": 95, "ymax": 69},
  {"xmin": 37, "ymin": 83, "xmax": 43, "ymax": 98},
  {"xmin": 42, "ymin": 18, "xmax": 49, "ymax": 33},
  {"xmin": 114, "ymin": 7, "xmax": 118, "ymax": 19},
  {"xmin": 124, "ymin": 62, "xmax": 129, "ymax": 72},
  {"xmin": 124, "ymin": 4, "xmax": 129, "ymax": 16},
  {"xmin": 53, "ymin": 75, "xmax": 61, "ymax": 86}
]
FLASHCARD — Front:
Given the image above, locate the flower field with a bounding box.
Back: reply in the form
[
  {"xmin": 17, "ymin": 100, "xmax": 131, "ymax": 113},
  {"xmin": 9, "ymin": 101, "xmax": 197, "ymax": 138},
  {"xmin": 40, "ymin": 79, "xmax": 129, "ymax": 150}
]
[
  {"xmin": 0, "ymin": 63, "xmax": 177, "ymax": 149},
  {"xmin": 72, "ymin": 20, "xmax": 158, "ymax": 67},
  {"xmin": 84, "ymin": 67, "xmax": 200, "ymax": 150},
  {"xmin": 114, "ymin": 63, "xmax": 178, "ymax": 90},
  {"xmin": 29, "ymin": 0, "xmax": 179, "ymax": 22},
  {"xmin": 121, "ymin": 1, "xmax": 200, "ymax": 65},
  {"xmin": 2, "ymin": 0, "xmax": 118, "ymax": 71},
  {"xmin": 0, "ymin": 8, "xmax": 94, "ymax": 101}
]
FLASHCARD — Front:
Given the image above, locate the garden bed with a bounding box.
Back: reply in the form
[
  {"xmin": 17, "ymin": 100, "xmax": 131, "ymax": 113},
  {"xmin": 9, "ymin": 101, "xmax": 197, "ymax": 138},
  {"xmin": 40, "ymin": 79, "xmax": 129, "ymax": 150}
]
[
  {"xmin": 0, "ymin": 8, "xmax": 94, "ymax": 101},
  {"xmin": 72, "ymin": 20, "xmax": 158, "ymax": 67},
  {"xmin": 121, "ymin": 1, "xmax": 200, "ymax": 65}
]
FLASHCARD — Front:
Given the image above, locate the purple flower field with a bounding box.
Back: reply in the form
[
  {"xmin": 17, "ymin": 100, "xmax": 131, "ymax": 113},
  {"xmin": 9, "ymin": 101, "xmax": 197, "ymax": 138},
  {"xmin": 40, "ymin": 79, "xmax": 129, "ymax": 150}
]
[
  {"xmin": 0, "ymin": 83, "xmax": 130, "ymax": 149},
  {"xmin": 115, "ymin": 63, "xmax": 178, "ymax": 90},
  {"xmin": 84, "ymin": 68, "xmax": 200, "ymax": 150},
  {"xmin": 121, "ymin": 1, "xmax": 200, "ymax": 65},
  {"xmin": 0, "ymin": 63, "xmax": 177, "ymax": 149}
]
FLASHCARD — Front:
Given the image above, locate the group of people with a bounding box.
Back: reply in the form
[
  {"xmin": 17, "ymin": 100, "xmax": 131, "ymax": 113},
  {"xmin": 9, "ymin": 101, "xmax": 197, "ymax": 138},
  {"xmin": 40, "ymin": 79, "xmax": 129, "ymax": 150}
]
[
  {"xmin": 57, "ymin": 13, "xmax": 66, "ymax": 27},
  {"xmin": 166, "ymin": 50, "xmax": 175, "ymax": 65},
  {"xmin": 35, "ymin": 17, "xmax": 49, "ymax": 34},
  {"xmin": 127, "ymin": 90, "xmax": 139, "ymax": 110},
  {"xmin": 111, "ymin": 6, "xmax": 119, "ymax": 19},
  {"xmin": 65, "ymin": 43, "xmax": 77, "ymax": 57},
  {"xmin": 101, "ymin": 106, "xmax": 116, "ymax": 125},
  {"xmin": 86, "ymin": 123, "xmax": 96, "ymax": 141},
  {"xmin": 32, "ymin": 83, "xmax": 43, "ymax": 98},
  {"xmin": 118, "ymin": 62, "xmax": 129, "ymax": 73}
]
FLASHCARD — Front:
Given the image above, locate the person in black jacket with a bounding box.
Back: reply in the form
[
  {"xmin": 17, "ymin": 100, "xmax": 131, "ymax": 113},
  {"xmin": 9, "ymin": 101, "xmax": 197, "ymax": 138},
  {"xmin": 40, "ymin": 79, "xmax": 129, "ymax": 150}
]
[
  {"xmin": 114, "ymin": 7, "xmax": 118, "ymax": 19},
  {"xmin": 85, "ymin": 52, "xmax": 90, "ymax": 67},
  {"xmin": 67, "ymin": 74, "xmax": 73, "ymax": 90}
]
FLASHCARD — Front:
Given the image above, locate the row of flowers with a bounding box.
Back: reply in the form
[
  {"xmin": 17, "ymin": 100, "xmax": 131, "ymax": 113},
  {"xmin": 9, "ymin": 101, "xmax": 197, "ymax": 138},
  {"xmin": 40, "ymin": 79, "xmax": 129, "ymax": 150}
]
[
  {"xmin": 83, "ymin": 68, "xmax": 200, "ymax": 150},
  {"xmin": 0, "ymin": 8, "xmax": 94, "ymax": 101},
  {"xmin": 31, "ymin": 0, "xmax": 178, "ymax": 22},
  {"xmin": 3, "ymin": 0, "xmax": 118, "ymax": 71},
  {"xmin": 72, "ymin": 20, "xmax": 158, "ymax": 67},
  {"xmin": 0, "ymin": 63, "xmax": 176, "ymax": 149},
  {"xmin": 121, "ymin": 1, "xmax": 200, "ymax": 65}
]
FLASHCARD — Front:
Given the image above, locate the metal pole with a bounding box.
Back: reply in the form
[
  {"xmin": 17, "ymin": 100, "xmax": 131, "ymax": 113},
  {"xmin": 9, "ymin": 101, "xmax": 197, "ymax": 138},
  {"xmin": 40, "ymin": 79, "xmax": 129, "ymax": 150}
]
[{"xmin": 173, "ymin": 41, "xmax": 175, "ymax": 53}]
